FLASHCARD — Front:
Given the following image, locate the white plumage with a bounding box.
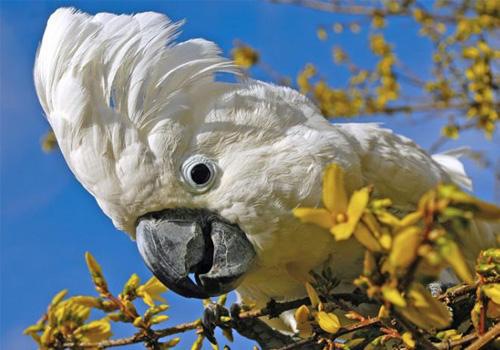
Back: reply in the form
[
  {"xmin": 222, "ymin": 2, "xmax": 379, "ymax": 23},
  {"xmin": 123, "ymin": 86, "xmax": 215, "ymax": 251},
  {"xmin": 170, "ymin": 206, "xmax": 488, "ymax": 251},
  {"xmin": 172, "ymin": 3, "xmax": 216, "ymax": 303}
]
[{"xmin": 35, "ymin": 8, "xmax": 497, "ymax": 331}]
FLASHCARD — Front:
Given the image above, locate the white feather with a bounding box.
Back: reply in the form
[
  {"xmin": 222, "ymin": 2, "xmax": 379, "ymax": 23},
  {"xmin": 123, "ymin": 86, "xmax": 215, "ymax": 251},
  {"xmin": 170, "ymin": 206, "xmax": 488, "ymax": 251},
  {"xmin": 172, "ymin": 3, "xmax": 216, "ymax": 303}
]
[{"xmin": 432, "ymin": 147, "xmax": 473, "ymax": 191}]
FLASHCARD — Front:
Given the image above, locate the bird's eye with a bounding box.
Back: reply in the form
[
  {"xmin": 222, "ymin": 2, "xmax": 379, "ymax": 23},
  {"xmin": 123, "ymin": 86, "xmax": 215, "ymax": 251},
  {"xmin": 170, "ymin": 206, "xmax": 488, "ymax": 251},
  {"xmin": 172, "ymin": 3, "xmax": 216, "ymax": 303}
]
[{"xmin": 181, "ymin": 155, "xmax": 217, "ymax": 193}]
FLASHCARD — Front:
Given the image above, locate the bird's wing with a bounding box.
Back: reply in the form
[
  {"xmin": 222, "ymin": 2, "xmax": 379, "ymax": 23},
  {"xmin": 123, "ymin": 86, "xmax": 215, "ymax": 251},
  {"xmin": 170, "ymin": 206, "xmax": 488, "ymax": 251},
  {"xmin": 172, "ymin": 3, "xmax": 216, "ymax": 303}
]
[
  {"xmin": 335, "ymin": 123, "xmax": 497, "ymax": 260},
  {"xmin": 336, "ymin": 123, "xmax": 460, "ymax": 208}
]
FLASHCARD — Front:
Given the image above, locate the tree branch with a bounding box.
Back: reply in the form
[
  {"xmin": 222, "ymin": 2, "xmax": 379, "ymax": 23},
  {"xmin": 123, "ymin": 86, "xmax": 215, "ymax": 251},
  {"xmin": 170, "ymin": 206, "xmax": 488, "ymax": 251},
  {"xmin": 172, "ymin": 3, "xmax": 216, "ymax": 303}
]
[
  {"xmin": 270, "ymin": 0, "xmax": 458, "ymax": 23},
  {"xmin": 438, "ymin": 276, "xmax": 500, "ymax": 305},
  {"xmin": 91, "ymin": 274, "xmax": 497, "ymax": 350},
  {"xmin": 464, "ymin": 322, "xmax": 500, "ymax": 350},
  {"xmin": 61, "ymin": 320, "xmax": 201, "ymax": 349},
  {"xmin": 275, "ymin": 317, "xmax": 381, "ymax": 350},
  {"xmin": 435, "ymin": 333, "xmax": 478, "ymax": 350},
  {"xmin": 60, "ymin": 298, "xmax": 315, "ymax": 349}
]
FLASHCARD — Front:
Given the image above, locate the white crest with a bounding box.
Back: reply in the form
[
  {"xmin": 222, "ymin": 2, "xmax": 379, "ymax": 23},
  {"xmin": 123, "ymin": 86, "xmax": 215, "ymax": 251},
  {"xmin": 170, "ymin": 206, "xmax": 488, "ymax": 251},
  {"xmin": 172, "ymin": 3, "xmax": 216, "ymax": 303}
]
[{"xmin": 34, "ymin": 8, "xmax": 240, "ymax": 232}]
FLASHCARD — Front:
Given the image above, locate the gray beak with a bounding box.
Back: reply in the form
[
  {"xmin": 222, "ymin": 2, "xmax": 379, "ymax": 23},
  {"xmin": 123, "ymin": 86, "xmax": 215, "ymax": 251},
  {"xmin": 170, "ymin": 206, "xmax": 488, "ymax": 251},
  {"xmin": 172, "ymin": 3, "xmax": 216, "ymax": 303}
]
[{"xmin": 136, "ymin": 208, "xmax": 256, "ymax": 298}]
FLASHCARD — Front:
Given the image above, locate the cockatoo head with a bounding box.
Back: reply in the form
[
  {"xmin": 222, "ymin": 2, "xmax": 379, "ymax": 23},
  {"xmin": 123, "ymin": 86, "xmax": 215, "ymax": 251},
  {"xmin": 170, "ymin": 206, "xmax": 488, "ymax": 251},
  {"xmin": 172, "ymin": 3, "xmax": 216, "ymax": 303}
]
[{"xmin": 35, "ymin": 8, "xmax": 334, "ymax": 299}]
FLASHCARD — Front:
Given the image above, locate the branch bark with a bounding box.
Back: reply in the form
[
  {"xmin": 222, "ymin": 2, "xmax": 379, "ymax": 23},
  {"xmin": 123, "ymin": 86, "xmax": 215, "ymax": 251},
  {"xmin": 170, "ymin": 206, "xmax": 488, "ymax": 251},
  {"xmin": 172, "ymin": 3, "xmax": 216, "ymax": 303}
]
[
  {"xmin": 465, "ymin": 322, "xmax": 500, "ymax": 350},
  {"xmin": 61, "ymin": 320, "xmax": 201, "ymax": 349},
  {"xmin": 270, "ymin": 0, "xmax": 458, "ymax": 23}
]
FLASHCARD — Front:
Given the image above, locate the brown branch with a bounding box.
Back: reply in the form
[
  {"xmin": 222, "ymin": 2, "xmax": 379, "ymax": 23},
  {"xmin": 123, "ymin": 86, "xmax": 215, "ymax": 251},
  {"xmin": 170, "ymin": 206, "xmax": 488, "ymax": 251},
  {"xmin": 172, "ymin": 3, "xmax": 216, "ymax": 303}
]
[
  {"xmin": 57, "ymin": 269, "xmax": 500, "ymax": 349},
  {"xmin": 238, "ymin": 297, "xmax": 310, "ymax": 319},
  {"xmin": 428, "ymin": 135, "xmax": 450, "ymax": 154},
  {"xmin": 60, "ymin": 295, "xmax": 377, "ymax": 349},
  {"xmin": 392, "ymin": 310, "xmax": 438, "ymax": 350},
  {"xmin": 270, "ymin": 0, "xmax": 458, "ymax": 23},
  {"xmin": 438, "ymin": 276, "xmax": 500, "ymax": 305},
  {"xmin": 60, "ymin": 298, "xmax": 313, "ymax": 349},
  {"xmin": 429, "ymin": 120, "xmax": 480, "ymax": 153},
  {"xmin": 332, "ymin": 316, "xmax": 381, "ymax": 339},
  {"xmin": 435, "ymin": 333, "xmax": 478, "ymax": 350},
  {"xmin": 465, "ymin": 322, "xmax": 500, "ymax": 350},
  {"xmin": 62, "ymin": 320, "xmax": 201, "ymax": 349},
  {"xmin": 394, "ymin": 62, "xmax": 428, "ymax": 88},
  {"xmin": 275, "ymin": 317, "xmax": 381, "ymax": 350},
  {"xmin": 379, "ymin": 102, "xmax": 468, "ymax": 114},
  {"xmin": 275, "ymin": 337, "xmax": 318, "ymax": 350},
  {"xmin": 238, "ymin": 291, "xmax": 373, "ymax": 320},
  {"xmin": 327, "ymin": 101, "xmax": 500, "ymax": 118}
]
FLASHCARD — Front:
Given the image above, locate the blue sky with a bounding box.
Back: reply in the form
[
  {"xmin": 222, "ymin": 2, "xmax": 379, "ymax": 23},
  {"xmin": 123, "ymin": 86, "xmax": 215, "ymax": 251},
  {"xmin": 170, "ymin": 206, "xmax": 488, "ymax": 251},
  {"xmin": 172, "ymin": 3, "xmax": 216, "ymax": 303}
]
[{"xmin": 1, "ymin": 1, "xmax": 498, "ymax": 349}]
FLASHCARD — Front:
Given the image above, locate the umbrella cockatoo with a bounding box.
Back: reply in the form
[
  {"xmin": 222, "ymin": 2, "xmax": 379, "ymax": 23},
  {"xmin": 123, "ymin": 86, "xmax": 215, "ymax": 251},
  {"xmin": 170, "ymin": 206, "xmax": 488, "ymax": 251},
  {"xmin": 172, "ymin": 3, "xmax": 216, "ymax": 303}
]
[{"xmin": 34, "ymin": 8, "xmax": 497, "ymax": 331}]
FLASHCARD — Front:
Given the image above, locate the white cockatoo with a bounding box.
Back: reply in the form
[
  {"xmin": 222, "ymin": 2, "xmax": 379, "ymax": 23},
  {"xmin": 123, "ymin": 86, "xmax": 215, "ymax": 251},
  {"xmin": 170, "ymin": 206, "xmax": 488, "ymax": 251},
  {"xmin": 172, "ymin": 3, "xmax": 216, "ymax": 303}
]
[{"xmin": 35, "ymin": 8, "xmax": 497, "ymax": 332}]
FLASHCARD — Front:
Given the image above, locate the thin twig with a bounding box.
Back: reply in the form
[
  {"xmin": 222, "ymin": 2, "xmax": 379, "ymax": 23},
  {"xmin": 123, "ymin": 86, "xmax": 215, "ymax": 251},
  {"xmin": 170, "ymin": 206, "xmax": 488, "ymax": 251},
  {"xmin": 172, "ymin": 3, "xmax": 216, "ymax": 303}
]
[
  {"xmin": 438, "ymin": 276, "xmax": 500, "ymax": 305},
  {"xmin": 331, "ymin": 102, "xmax": 500, "ymax": 118},
  {"xmin": 428, "ymin": 136, "xmax": 450, "ymax": 154},
  {"xmin": 332, "ymin": 317, "xmax": 381, "ymax": 339},
  {"xmin": 275, "ymin": 317, "xmax": 381, "ymax": 350},
  {"xmin": 270, "ymin": 0, "xmax": 458, "ymax": 23},
  {"xmin": 274, "ymin": 337, "xmax": 318, "ymax": 350},
  {"xmin": 435, "ymin": 333, "xmax": 478, "ymax": 350},
  {"xmin": 239, "ymin": 297, "xmax": 311, "ymax": 319},
  {"xmin": 62, "ymin": 320, "xmax": 201, "ymax": 349},
  {"xmin": 392, "ymin": 310, "xmax": 438, "ymax": 350},
  {"xmin": 465, "ymin": 322, "xmax": 500, "ymax": 350}
]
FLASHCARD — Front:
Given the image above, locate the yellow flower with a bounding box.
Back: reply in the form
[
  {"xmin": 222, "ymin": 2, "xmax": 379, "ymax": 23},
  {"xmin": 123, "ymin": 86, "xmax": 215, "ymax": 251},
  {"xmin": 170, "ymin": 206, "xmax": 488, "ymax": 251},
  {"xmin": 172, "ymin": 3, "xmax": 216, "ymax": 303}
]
[
  {"xmin": 294, "ymin": 305, "xmax": 313, "ymax": 338},
  {"xmin": 316, "ymin": 27, "xmax": 327, "ymax": 40},
  {"xmin": 231, "ymin": 46, "xmax": 259, "ymax": 69},
  {"xmin": 191, "ymin": 334, "xmax": 205, "ymax": 350},
  {"xmin": 402, "ymin": 332, "xmax": 416, "ymax": 349},
  {"xmin": 315, "ymin": 311, "xmax": 341, "ymax": 334},
  {"xmin": 397, "ymin": 283, "xmax": 451, "ymax": 331},
  {"xmin": 371, "ymin": 13, "xmax": 386, "ymax": 29},
  {"xmin": 50, "ymin": 289, "xmax": 68, "ymax": 307},
  {"xmin": 305, "ymin": 282, "xmax": 321, "ymax": 308},
  {"xmin": 389, "ymin": 226, "xmax": 422, "ymax": 270},
  {"xmin": 294, "ymin": 283, "xmax": 342, "ymax": 337},
  {"xmin": 349, "ymin": 23, "xmax": 361, "ymax": 34},
  {"xmin": 297, "ymin": 64, "xmax": 316, "ymax": 94},
  {"xmin": 442, "ymin": 124, "xmax": 459, "ymax": 139},
  {"xmin": 293, "ymin": 163, "xmax": 371, "ymax": 241},
  {"xmin": 483, "ymin": 284, "xmax": 500, "ymax": 304},
  {"xmin": 437, "ymin": 236, "xmax": 474, "ymax": 284},
  {"xmin": 85, "ymin": 252, "xmax": 108, "ymax": 291},
  {"xmin": 381, "ymin": 286, "xmax": 406, "ymax": 307},
  {"xmin": 162, "ymin": 337, "xmax": 181, "ymax": 348},
  {"xmin": 74, "ymin": 319, "xmax": 112, "ymax": 343},
  {"xmin": 137, "ymin": 276, "xmax": 168, "ymax": 307},
  {"xmin": 333, "ymin": 23, "xmax": 343, "ymax": 33},
  {"xmin": 332, "ymin": 47, "xmax": 347, "ymax": 63},
  {"xmin": 41, "ymin": 130, "xmax": 58, "ymax": 152}
]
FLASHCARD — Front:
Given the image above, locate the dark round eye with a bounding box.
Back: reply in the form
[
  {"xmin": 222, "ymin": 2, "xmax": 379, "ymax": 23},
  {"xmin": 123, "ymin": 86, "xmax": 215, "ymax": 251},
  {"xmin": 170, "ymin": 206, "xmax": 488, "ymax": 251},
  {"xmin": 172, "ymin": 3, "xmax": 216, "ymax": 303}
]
[
  {"xmin": 181, "ymin": 155, "xmax": 218, "ymax": 193},
  {"xmin": 190, "ymin": 163, "xmax": 212, "ymax": 185}
]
